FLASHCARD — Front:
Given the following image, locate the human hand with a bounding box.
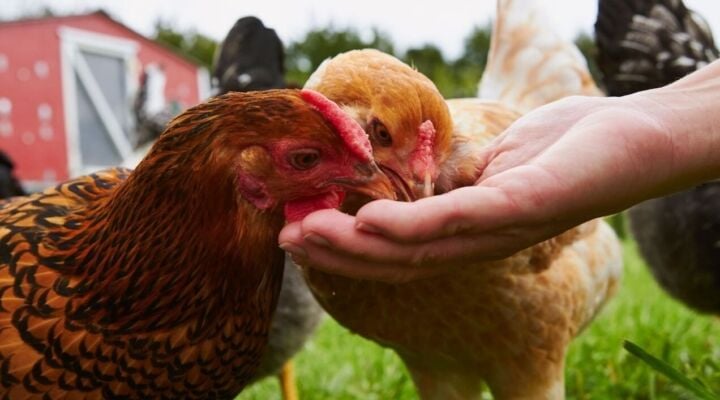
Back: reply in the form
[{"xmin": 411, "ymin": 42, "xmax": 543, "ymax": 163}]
[{"xmin": 278, "ymin": 94, "xmax": 689, "ymax": 283}]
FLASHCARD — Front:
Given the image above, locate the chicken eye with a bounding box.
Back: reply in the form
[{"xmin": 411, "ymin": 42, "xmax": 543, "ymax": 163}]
[
  {"xmin": 371, "ymin": 120, "xmax": 393, "ymax": 147},
  {"xmin": 288, "ymin": 149, "xmax": 321, "ymax": 170}
]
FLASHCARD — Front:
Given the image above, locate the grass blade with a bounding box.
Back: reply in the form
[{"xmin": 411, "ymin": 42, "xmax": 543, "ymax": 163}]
[{"xmin": 623, "ymin": 340, "xmax": 719, "ymax": 400}]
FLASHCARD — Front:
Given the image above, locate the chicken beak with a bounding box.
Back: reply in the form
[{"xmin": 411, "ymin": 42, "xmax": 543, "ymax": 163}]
[
  {"xmin": 410, "ymin": 171, "xmax": 435, "ymax": 199},
  {"xmin": 332, "ymin": 163, "xmax": 397, "ymax": 201}
]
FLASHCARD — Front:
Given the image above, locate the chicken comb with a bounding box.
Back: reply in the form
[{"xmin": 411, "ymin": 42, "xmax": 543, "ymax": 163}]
[
  {"xmin": 300, "ymin": 89, "xmax": 373, "ymax": 163},
  {"xmin": 411, "ymin": 120, "xmax": 437, "ymax": 177}
]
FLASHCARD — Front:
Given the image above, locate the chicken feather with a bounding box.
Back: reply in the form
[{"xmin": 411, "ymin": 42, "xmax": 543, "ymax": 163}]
[
  {"xmin": 479, "ymin": 0, "xmax": 601, "ymax": 113},
  {"xmin": 301, "ymin": 1, "xmax": 622, "ymax": 398},
  {"xmin": 0, "ymin": 90, "xmax": 394, "ymax": 398}
]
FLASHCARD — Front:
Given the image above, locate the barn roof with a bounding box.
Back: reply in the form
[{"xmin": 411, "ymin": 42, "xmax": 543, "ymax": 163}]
[{"xmin": 0, "ymin": 10, "xmax": 205, "ymax": 67}]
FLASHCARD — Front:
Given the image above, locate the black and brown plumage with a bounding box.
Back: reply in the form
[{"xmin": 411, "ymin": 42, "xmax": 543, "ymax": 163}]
[
  {"xmin": 0, "ymin": 89, "xmax": 394, "ymax": 398},
  {"xmin": 596, "ymin": 0, "xmax": 720, "ymax": 315}
]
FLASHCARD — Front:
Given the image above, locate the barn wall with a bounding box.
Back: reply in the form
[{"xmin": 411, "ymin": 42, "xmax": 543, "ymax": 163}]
[
  {"xmin": 0, "ymin": 13, "xmax": 204, "ymax": 186},
  {"xmin": 0, "ymin": 20, "xmax": 67, "ymax": 183},
  {"xmin": 63, "ymin": 14, "xmax": 202, "ymax": 109}
]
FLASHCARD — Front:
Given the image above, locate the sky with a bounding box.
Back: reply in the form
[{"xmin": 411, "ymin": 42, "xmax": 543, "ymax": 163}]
[{"xmin": 2, "ymin": 0, "xmax": 720, "ymax": 59}]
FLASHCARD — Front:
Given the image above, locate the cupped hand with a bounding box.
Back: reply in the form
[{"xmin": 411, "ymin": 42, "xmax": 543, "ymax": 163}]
[{"xmin": 279, "ymin": 94, "xmax": 679, "ymax": 283}]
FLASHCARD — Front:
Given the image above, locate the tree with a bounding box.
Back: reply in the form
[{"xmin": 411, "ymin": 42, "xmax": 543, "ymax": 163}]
[
  {"xmin": 285, "ymin": 26, "xmax": 395, "ymax": 85},
  {"xmin": 456, "ymin": 24, "xmax": 492, "ymax": 73},
  {"xmin": 403, "ymin": 44, "xmax": 447, "ymax": 85},
  {"xmin": 403, "ymin": 24, "xmax": 492, "ymax": 98},
  {"xmin": 153, "ymin": 21, "xmax": 218, "ymax": 69}
]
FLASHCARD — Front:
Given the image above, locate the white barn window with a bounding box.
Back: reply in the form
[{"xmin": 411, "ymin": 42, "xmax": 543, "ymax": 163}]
[{"xmin": 59, "ymin": 27, "xmax": 140, "ymax": 177}]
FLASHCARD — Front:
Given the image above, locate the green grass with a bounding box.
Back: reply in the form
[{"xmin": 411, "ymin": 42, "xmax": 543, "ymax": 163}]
[
  {"xmin": 623, "ymin": 340, "xmax": 719, "ymax": 400},
  {"xmin": 238, "ymin": 241, "xmax": 720, "ymax": 399}
]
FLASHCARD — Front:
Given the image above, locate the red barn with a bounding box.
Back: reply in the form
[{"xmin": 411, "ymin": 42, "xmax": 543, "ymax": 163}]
[{"xmin": 0, "ymin": 11, "xmax": 210, "ymax": 191}]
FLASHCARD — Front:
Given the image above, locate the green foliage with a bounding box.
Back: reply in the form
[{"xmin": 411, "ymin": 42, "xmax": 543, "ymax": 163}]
[
  {"xmin": 284, "ymin": 26, "xmax": 395, "ymax": 86},
  {"xmin": 238, "ymin": 241, "xmax": 720, "ymax": 399},
  {"xmin": 147, "ymin": 21, "xmax": 494, "ymax": 96},
  {"xmin": 624, "ymin": 340, "xmax": 720, "ymax": 400},
  {"xmin": 283, "ymin": 23, "xmax": 493, "ymax": 97},
  {"xmin": 152, "ymin": 20, "xmax": 218, "ymax": 68},
  {"xmin": 606, "ymin": 212, "xmax": 627, "ymax": 239},
  {"xmin": 149, "ymin": 22, "xmax": 603, "ymax": 100}
]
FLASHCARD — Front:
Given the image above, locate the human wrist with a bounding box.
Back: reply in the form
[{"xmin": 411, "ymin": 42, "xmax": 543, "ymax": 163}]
[{"xmin": 627, "ymin": 71, "xmax": 720, "ymax": 187}]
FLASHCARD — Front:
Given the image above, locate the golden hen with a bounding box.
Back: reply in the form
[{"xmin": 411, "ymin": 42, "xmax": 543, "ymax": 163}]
[
  {"xmin": 304, "ymin": 49, "xmax": 454, "ymax": 200},
  {"xmin": 0, "ymin": 89, "xmax": 395, "ymax": 399},
  {"xmin": 478, "ymin": 0, "xmax": 600, "ymax": 113},
  {"xmin": 300, "ymin": 1, "xmax": 622, "ymax": 398}
]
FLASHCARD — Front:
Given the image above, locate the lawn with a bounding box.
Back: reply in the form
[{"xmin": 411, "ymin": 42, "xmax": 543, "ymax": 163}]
[{"xmin": 238, "ymin": 240, "xmax": 720, "ymax": 399}]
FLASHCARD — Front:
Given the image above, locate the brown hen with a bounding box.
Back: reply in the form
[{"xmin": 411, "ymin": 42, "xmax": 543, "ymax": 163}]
[{"xmin": 0, "ymin": 89, "xmax": 394, "ymax": 399}]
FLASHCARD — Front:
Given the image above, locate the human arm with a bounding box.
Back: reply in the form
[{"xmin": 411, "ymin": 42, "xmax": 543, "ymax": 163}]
[{"xmin": 279, "ymin": 60, "xmax": 720, "ymax": 283}]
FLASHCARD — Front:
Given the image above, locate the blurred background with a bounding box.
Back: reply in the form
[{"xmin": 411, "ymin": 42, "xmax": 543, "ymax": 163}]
[
  {"xmin": 1, "ymin": 1, "xmax": 720, "ymax": 399},
  {"xmin": 1, "ymin": 0, "xmax": 718, "ymax": 192}
]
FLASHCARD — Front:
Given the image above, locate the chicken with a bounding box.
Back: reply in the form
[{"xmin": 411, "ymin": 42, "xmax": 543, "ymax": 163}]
[
  {"xmin": 435, "ymin": 100, "xmax": 521, "ymax": 192},
  {"xmin": 304, "ymin": 49, "xmax": 455, "ymax": 200},
  {"xmin": 596, "ymin": 0, "xmax": 720, "ymax": 314},
  {"xmin": 132, "ymin": 64, "xmax": 176, "ymax": 148},
  {"xmin": 477, "ymin": 0, "xmax": 600, "ymax": 113},
  {"xmin": 0, "ymin": 89, "xmax": 395, "ymax": 399},
  {"xmin": 212, "ymin": 18, "xmax": 324, "ymax": 400},
  {"xmin": 595, "ymin": 0, "xmax": 718, "ymax": 96},
  {"xmin": 0, "ymin": 150, "xmax": 24, "ymax": 199},
  {"xmin": 212, "ymin": 16, "xmax": 286, "ymax": 95},
  {"xmin": 300, "ymin": 1, "xmax": 622, "ymax": 398}
]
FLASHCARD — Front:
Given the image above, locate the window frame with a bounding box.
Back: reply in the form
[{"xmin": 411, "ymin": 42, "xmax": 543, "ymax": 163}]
[{"xmin": 59, "ymin": 26, "xmax": 139, "ymax": 177}]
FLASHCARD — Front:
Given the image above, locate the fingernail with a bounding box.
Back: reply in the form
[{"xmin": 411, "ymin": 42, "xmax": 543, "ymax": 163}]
[
  {"xmin": 356, "ymin": 222, "xmax": 380, "ymax": 234},
  {"xmin": 303, "ymin": 233, "xmax": 331, "ymax": 247},
  {"xmin": 279, "ymin": 242, "xmax": 307, "ymax": 258}
]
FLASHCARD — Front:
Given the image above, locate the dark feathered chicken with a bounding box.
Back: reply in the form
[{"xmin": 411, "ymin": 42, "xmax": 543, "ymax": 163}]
[
  {"xmin": 212, "ymin": 16, "xmax": 286, "ymax": 95},
  {"xmin": 0, "ymin": 151, "xmax": 25, "ymax": 199},
  {"xmin": 596, "ymin": 0, "xmax": 719, "ymax": 96},
  {"xmin": 0, "ymin": 89, "xmax": 394, "ymax": 398},
  {"xmin": 596, "ymin": 0, "xmax": 720, "ymax": 314}
]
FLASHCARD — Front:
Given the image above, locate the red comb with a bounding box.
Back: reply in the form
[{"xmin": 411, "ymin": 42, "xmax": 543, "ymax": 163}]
[
  {"xmin": 300, "ymin": 89, "xmax": 373, "ymax": 163},
  {"xmin": 410, "ymin": 120, "xmax": 437, "ymax": 178}
]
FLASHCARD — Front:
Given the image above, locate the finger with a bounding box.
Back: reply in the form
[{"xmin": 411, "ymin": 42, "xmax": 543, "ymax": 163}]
[
  {"xmin": 279, "ymin": 220, "xmax": 305, "ymax": 248},
  {"xmin": 291, "ymin": 249, "xmax": 445, "ymax": 284},
  {"xmin": 280, "ymin": 209, "xmax": 421, "ymax": 265},
  {"xmin": 281, "ymin": 210, "xmax": 563, "ymax": 282},
  {"xmin": 295, "ymin": 209, "xmax": 440, "ymax": 264},
  {"xmin": 354, "ymin": 186, "xmax": 523, "ymax": 243},
  {"xmin": 281, "ymin": 218, "xmax": 424, "ymax": 282},
  {"xmin": 291, "ymin": 226, "xmax": 544, "ymax": 282},
  {"xmin": 295, "ymin": 210, "xmax": 532, "ymax": 268}
]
